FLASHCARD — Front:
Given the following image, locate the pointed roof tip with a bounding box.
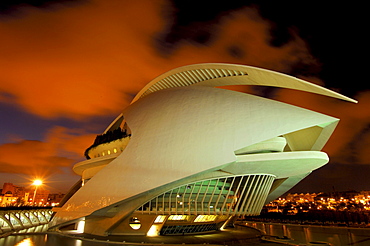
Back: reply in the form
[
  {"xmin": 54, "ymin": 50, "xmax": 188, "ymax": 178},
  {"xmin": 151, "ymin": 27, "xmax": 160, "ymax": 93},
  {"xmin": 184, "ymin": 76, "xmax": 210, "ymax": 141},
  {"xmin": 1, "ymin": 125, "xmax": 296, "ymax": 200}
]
[
  {"xmin": 333, "ymin": 95, "xmax": 358, "ymax": 103},
  {"xmin": 340, "ymin": 96, "xmax": 358, "ymax": 104}
]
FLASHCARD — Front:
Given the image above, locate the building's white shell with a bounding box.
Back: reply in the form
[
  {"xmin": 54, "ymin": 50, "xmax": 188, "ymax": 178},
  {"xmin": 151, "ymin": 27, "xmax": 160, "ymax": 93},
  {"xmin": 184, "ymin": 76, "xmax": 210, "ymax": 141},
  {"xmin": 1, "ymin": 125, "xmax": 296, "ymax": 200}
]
[{"xmin": 49, "ymin": 63, "xmax": 356, "ymax": 237}]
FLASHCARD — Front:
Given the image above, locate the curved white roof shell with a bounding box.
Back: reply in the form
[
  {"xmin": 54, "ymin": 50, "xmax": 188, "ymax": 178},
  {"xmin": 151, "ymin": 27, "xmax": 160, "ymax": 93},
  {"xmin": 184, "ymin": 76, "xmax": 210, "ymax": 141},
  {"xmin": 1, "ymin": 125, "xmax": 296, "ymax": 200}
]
[
  {"xmin": 132, "ymin": 63, "xmax": 357, "ymax": 104},
  {"xmin": 105, "ymin": 63, "xmax": 356, "ymax": 134}
]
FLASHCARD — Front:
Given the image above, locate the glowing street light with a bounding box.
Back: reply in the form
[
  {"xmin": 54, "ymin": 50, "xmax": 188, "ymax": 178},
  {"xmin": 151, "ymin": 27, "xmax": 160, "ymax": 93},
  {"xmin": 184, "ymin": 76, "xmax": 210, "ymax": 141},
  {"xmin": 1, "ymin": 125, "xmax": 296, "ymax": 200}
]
[{"xmin": 32, "ymin": 179, "xmax": 43, "ymax": 206}]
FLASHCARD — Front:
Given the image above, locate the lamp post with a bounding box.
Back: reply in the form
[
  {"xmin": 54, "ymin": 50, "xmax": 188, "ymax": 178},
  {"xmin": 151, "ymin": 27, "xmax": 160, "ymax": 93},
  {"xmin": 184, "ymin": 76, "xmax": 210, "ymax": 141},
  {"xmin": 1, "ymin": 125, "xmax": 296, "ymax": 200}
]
[{"xmin": 32, "ymin": 180, "xmax": 42, "ymax": 206}]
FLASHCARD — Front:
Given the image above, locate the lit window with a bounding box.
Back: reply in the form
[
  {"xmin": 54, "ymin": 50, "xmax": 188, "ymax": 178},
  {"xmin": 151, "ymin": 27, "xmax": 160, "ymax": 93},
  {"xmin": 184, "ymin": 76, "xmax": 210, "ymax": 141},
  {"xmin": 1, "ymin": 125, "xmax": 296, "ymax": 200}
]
[
  {"xmin": 168, "ymin": 215, "xmax": 189, "ymax": 221},
  {"xmin": 76, "ymin": 219, "xmax": 85, "ymax": 233},
  {"xmin": 194, "ymin": 215, "xmax": 217, "ymax": 222},
  {"xmin": 107, "ymin": 150, "xmax": 111, "ymax": 155},
  {"xmin": 154, "ymin": 215, "xmax": 166, "ymax": 223},
  {"xmin": 113, "ymin": 148, "xmax": 117, "ymax": 153},
  {"xmin": 102, "ymin": 152, "xmax": 105, "ymax": 156},
  {"xmin": 147, "ymin": 224, "xmax": 161, "ymax": 236},
  {"xmin": 129, "ymin": 217, "xmax": 141, "ymax": 230}
]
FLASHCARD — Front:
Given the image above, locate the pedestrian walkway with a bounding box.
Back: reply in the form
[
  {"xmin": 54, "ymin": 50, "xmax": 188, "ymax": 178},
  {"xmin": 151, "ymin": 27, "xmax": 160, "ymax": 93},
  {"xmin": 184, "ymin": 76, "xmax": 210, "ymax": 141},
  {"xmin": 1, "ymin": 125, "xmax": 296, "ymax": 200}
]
[{"xmin": 0, "ymin": 208, "xmax": 52, "ymax": 234}]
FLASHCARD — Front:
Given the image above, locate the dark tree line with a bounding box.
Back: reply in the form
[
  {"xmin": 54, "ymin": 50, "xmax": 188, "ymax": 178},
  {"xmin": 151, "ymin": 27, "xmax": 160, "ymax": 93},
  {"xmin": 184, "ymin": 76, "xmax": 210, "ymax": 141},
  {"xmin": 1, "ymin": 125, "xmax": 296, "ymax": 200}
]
[
  {"xmin": 93, "ymin": 127, "xmax": 128, "ymax": 145},
  {"xmin": 84, "ymin": 127, "xmax": 130, "ymax": 159}
]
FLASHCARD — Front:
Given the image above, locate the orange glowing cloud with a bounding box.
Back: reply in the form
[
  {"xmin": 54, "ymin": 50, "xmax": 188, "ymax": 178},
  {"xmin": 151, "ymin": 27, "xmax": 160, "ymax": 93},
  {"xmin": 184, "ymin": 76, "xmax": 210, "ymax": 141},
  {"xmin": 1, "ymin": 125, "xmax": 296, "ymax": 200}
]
[
  {"xmin": 0, "ymin": 126, "xmax": 95, "ymax": 175},
  {"xmin": 0, "ymin": 0, "xmax": 166, "ymax": 119},
  {"xmin": 0, "ymin": 0, "xmax": 317, "ymax": 120},
  {"xmin": 0, "ymin": 140, "xmax": 72, "ymax": 175}
]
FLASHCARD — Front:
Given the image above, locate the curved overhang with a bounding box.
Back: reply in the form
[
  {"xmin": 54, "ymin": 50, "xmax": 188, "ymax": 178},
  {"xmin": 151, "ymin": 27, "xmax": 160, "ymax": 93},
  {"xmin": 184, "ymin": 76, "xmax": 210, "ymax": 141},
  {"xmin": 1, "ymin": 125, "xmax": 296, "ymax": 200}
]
[
  {"xmin": 235, "ymin": 136, "xmax": 286, "ymax": 155},
  {"xmin": 231, "ymin": 150, "xmax": 329, "ymax": 178},
  {"xmin": 73, "ymin": 154, "xmax": 119, "ymax": 176},
  {"xmin": 131, "ymin": 63, "xmax": 357, "ymax": 104}
]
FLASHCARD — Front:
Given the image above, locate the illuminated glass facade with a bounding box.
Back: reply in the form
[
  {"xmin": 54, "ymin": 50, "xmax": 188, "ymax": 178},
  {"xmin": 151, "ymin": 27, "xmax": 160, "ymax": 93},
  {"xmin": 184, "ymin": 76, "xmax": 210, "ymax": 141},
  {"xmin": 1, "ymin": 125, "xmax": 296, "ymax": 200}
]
[{"xmin": 137, "ymin": 175, "xmax": 275, "ymax": 216}]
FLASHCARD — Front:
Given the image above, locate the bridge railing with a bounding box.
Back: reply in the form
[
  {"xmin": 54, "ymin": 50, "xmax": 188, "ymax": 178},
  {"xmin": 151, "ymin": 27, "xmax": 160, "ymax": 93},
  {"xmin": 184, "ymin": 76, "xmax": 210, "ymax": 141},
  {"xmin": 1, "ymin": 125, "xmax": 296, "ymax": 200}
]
[{"xmin": 0, "ymin": 208, "xmax": 53, "ymax": 233}]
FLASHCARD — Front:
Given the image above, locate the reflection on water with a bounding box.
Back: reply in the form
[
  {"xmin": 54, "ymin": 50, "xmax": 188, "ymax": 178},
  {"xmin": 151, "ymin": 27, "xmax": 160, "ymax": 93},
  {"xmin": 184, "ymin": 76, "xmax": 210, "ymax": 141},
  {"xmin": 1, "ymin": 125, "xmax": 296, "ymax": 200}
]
[
  {"xmin": 0, "ymin": 234, "xmax": 112, "ymax": 246},
  {"xmin": 2, "ymin": 222, "xmax": 370, "ymax": 246},
  {"xmin": 15, "ymin": 224, "xmax": 49, "ymax": 234},
  {"xmin": 15, "ymin": 238, "xmax": 34, "ymax": 246},
  {"xmin": 246, "ymin": 221, "xmax": 370, "ymax": 246}
]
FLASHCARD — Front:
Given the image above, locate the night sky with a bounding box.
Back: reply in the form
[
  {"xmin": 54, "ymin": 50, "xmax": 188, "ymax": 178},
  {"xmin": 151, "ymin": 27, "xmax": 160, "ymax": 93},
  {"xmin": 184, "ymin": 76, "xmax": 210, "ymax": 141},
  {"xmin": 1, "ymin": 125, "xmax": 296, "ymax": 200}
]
[{"xmin": 0, "ymin": 0, "xmax": 368, "ymax": 194}]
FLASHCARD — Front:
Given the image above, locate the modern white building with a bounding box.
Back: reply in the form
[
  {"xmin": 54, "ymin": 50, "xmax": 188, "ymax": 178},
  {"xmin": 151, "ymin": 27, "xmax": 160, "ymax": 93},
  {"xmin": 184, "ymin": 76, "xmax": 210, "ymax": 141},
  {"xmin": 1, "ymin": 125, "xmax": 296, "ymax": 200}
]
[{"xmin": 49, "ymin": 63, "xmax": 356, "ymax": 236}]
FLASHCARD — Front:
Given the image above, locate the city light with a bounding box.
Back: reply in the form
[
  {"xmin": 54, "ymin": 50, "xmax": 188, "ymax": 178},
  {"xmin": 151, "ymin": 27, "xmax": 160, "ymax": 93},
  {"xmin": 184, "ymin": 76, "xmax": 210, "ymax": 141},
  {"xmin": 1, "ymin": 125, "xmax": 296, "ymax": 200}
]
[
  {"xmin": 0, "ymin": 182, "xmax": 63, "ymax": 207},
  {"xmin": 264, "ymin": 191, "xmax": 370, "ymax": 215},
  {"xmin": 33, "ymin": 180, "xmax": 43, "ymax": 186}
]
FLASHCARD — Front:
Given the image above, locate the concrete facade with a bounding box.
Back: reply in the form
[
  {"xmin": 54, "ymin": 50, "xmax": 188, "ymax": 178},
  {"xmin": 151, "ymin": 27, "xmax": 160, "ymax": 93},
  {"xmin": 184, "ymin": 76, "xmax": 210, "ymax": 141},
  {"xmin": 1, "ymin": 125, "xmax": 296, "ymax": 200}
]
[{"xmin": 49, "ymin": 63, "xmax": 356, "ymax": 237}]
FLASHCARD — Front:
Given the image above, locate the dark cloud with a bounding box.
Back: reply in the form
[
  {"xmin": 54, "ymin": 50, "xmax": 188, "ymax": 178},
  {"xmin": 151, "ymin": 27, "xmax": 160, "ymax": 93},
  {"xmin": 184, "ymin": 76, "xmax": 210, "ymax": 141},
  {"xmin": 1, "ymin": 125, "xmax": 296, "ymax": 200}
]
[
  {"xmin": 160, "ymin": 1, "xmax": 368, "ymax": 98},
  {"xmin": 0, "ymin": 0, "xmax": 86, "ymax": 16},
  {"xmin": 290, "ymin": 163, "xmax": 370, "ymax": 193},
  {"xmin": 155, "ymin": 0, "xmax": 247, "ymax": 55},
  {"xmin": 332, "ymin": 123, "xmax": 370, "ymax": 165},
  {"xmin": 226, "ymin": 45, "xmax": 245, "ymax": 59},
  {"xmin": 247, "ymin": 2, "xmax": 369, "ymax": 97}
]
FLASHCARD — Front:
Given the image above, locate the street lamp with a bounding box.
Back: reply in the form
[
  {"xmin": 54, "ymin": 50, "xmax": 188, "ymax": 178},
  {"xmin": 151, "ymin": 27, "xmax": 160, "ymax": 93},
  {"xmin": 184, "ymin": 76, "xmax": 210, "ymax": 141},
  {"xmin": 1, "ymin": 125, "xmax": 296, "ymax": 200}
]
[{"xmin": 32, "ymin": 180, "xmax": 42, "ymax": 206}]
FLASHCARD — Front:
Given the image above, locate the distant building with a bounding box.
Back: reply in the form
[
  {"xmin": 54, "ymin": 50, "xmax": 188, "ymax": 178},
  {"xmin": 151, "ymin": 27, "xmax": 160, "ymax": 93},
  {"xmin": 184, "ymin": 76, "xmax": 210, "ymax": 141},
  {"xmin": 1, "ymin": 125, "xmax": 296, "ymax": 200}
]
[
  {"xmin": 50, "ymin": 63, "xmax": 356, "ymax": 237},
  {"xmin": 0, "ymin": 182, "xmax": 50, "ymax": 206},
  {"xmin": 48, "ymin": 193, "xmax": 65, "ymax": 206},
  {"xmin": 30, "ymin": 188, "xmax": 49, "ymax": 206},
  {"xmin": 1, "ymin": 183, "xmax": 30, "ymax": 206},
  {"xmin": 0, "ymin": 191, "xmax": 17, "ymax": 206},
  {"xmin": 1, "ymin": 183, "xmax": 16, "ymax": 196},
  {"xmin": 1, "ymin": 182, "xmax": 28, "ymax": 198}
]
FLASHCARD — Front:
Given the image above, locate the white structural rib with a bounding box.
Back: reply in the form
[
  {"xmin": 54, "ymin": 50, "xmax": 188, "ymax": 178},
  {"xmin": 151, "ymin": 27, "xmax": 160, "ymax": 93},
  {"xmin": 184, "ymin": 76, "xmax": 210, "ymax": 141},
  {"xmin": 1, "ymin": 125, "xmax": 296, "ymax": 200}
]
[
  {"xmin": 136, "ymin": 174, "xmax": 275, "ymax": 216},
  {"xmin": 131, "ymin": 63, "xmax": 357, "ymax": 104}
]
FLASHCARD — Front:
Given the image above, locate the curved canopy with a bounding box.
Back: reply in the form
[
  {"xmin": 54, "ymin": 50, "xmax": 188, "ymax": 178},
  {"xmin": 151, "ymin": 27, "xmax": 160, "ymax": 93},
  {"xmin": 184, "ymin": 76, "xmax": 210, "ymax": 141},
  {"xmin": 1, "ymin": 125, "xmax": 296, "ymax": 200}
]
[{"xmin": 131, "ymin": 63, "xmax": 357, "ymax": 104}]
